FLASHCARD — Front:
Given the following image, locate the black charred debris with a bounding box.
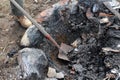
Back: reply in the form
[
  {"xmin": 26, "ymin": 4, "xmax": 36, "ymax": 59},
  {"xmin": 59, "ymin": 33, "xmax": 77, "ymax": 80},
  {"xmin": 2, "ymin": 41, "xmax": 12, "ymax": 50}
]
[{"xmin": 7, "ymin": 0, "xmax": 120, "ymax": 80}]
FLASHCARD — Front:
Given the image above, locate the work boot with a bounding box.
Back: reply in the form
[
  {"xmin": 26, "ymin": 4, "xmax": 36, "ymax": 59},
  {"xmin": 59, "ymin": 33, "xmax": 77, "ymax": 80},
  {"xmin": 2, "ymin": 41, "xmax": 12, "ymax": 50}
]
[{"xmin": 17, "ymin": 16, "xmax": 32, "ymax": 28}]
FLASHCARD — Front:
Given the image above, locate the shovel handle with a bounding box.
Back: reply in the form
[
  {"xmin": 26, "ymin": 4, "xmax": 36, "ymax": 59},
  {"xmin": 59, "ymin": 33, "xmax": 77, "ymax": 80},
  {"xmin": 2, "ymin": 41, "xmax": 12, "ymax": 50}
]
[{"xmin": 10, "ymin": 0, "xmax": 60, "ymax": 49}]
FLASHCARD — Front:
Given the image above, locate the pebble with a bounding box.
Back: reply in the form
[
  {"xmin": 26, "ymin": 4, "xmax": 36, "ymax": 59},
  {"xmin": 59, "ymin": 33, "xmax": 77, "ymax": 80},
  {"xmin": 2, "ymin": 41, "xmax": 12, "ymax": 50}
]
[
  {"xmin": 73, "ymin": 64, "xmax": 85, "ymax": 73},
  {"xmin": 100, "ymin": 18, "xmax": 109, "ymax": 24},
  {"xmin": 71, "ymin": 38, "xmax": 82, "ymax": 48},
  {"xmin": 55, "ymin": 72, "xmax": 64, "ymax": 79},
  {"xmin": 47, "ymin": 67, "xmax": 64, "ymax": 79},
  {"xmin": 92, "ymin": 3, "xmax": 99, "ymax": 13},
  {"xmin": 47, "ymin": 67, "xmax": 56, "ymax": 78}
]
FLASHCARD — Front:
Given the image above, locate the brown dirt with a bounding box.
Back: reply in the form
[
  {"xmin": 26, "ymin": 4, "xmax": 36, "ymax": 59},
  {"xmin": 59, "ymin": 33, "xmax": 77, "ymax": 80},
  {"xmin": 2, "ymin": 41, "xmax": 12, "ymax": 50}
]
[{"xmin": 0, "ymin": 0, "xmax": 58, "ymax": 79}]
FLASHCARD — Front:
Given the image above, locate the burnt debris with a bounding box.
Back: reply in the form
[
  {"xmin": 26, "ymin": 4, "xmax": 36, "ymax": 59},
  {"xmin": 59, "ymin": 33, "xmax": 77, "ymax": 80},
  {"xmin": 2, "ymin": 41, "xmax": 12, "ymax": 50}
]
[{"xmin": 6, "ymin": 0, "xmax": 120, "ymax": 80}]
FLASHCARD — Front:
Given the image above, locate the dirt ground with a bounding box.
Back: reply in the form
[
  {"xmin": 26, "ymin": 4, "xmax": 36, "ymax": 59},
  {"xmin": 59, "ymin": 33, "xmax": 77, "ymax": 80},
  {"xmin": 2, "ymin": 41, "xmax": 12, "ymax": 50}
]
[{"xmin": 0, "ymin": 0, "xmax": 58, "ymax": 79}]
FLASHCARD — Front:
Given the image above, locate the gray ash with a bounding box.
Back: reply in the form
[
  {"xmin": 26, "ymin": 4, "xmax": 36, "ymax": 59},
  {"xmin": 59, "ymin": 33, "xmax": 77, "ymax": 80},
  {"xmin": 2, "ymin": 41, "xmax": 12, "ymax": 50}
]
[{"xmin": 19, "ymin": 0, "xmax": 120, "ymax": 80}]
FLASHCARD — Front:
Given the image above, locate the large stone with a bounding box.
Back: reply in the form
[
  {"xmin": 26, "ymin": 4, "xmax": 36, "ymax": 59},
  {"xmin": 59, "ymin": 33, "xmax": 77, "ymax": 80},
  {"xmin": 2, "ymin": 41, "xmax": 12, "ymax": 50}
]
[
  {"xmin": 18, "ymin": 48, "xmax": 48, "ymax": 79},
  {"xmin": 20, "ymin": 25, "xmax": 44, "ymax": 47}
]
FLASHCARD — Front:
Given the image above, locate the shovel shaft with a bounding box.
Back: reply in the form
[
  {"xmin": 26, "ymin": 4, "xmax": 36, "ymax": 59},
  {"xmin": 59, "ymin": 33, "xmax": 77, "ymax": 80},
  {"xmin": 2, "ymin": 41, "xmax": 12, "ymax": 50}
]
[{"xmin": 10, "ymin": 0, "xmax": 60, "ymax": 49}]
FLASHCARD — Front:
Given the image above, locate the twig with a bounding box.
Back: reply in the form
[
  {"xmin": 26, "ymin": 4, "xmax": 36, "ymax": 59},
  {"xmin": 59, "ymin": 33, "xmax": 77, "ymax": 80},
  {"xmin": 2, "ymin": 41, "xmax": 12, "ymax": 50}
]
[{"xmin": 102, "ymin": 47, "xmax": 120, "ymax": 53}]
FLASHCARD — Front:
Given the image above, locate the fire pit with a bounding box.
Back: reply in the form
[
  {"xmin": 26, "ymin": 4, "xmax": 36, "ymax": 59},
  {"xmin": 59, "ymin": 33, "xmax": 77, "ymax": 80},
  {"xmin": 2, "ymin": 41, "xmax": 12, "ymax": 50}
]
[{"xmin": 8, "ymin": 0, "xmax": 120, "ymax": 80}]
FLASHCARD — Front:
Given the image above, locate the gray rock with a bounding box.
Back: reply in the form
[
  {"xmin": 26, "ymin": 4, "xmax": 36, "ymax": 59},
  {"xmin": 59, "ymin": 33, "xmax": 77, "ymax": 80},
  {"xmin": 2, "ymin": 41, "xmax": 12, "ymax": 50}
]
[
  {"xmin": 99, "ymin": 18, "xmax": 109, "ymax": 24},
  {"xmin": 55, "ymin": 72, "xmax": 64, "ymax": 79},
  {"xmin": 21, "ymin": 25, "xmax": 44, "ymax": 47},
  {"xmin": 109, "ymin": 0, "xmax": 120, "ymax": 9},
  {"xmin": 92, "ymin": 3, "xmax": 99, "ymax": 13},
  {"xmin": 18, "ymin": 48, "xmax": 48, "ymax": 80},
  {"xmin": 73, "ymin": 64, "xmax": 85, "ymax": 73}
]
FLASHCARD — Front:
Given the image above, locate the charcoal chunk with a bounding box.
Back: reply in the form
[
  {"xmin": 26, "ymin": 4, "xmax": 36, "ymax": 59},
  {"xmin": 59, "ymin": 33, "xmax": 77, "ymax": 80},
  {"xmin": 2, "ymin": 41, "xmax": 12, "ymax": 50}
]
[{"xmin": 107, "ymin": 29, "xmax": 120, "ymax": 39}]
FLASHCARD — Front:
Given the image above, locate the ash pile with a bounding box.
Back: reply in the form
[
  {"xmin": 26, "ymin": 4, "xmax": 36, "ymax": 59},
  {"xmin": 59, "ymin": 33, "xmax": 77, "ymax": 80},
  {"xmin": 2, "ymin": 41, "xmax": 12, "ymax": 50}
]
[{"xmin": 6, "ymin": 0, "xmax": 120, "ymax": 80}]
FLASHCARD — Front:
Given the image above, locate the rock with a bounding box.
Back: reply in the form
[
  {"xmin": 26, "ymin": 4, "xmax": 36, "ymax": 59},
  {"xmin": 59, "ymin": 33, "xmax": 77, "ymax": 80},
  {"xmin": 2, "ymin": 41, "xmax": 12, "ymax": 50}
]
[
  {"xmin": 111, "ymin": 68, "xmax": 119, "ymax": 74},
  {"xmin": 47, "ymin": 67, "xmax": 56, "ymax": 78},
  {"xmin": 55, "ymin": 72, "xmax": 64, "ymax": 79},
  {"xmin": 47, "ymin": 67, "xmax": 64, "ymax": 79},
  {"xmin": 92, "ymin": 3, "xmax": 99, "ymax": 13},
  {"xmin": 67, "ymin": 0, "xmax": 78, "ymax": 14},
  {"xmin": 108, "ymin": 0, "xmax": 120, "ymax": 9},
  {"xmin": 20, "ymin": 25, "xmax": 44, "ymax": 47},
  {"xmin": 71, "ymin": 38, "xmax": 82, "ymax": 48},
  {"xmin": 73, "ymin": 64, "xmax": 85, "ymax": 73},
  {"xmin": 100, "ymin": 18, "xmax": 109, "ymax": 24},
  {"xmin": 18, "ymin": 48, "xmax": 48, "ymax": 79}
]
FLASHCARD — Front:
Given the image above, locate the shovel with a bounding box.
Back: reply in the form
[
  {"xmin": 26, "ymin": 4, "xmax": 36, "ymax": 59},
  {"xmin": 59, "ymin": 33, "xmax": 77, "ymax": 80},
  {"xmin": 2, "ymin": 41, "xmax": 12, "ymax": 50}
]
[{"xmin": 10, "ymin": 0, "xmax": 70, "ymax": 60}]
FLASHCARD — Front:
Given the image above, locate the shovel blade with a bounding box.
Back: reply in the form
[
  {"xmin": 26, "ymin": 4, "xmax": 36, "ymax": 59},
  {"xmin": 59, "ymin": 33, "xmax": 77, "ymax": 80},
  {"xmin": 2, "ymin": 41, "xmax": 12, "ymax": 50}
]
[{"xmin": 58, "ymin": 43, "xmax": 73, "ymax": 61}]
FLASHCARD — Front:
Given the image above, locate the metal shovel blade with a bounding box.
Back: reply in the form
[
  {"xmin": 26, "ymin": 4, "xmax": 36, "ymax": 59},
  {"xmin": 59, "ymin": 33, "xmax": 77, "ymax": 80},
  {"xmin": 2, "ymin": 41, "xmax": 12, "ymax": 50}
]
[{"xmin": 58, "ymin": 43, "xmax": 73, "ymax": 61}]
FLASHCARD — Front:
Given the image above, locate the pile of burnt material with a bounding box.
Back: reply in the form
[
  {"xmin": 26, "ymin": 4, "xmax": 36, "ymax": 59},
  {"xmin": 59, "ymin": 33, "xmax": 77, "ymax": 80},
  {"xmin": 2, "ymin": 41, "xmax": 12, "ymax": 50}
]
[{"xmin": 6, "ymin": 0, "xmax": 120, "ymax": 80}]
